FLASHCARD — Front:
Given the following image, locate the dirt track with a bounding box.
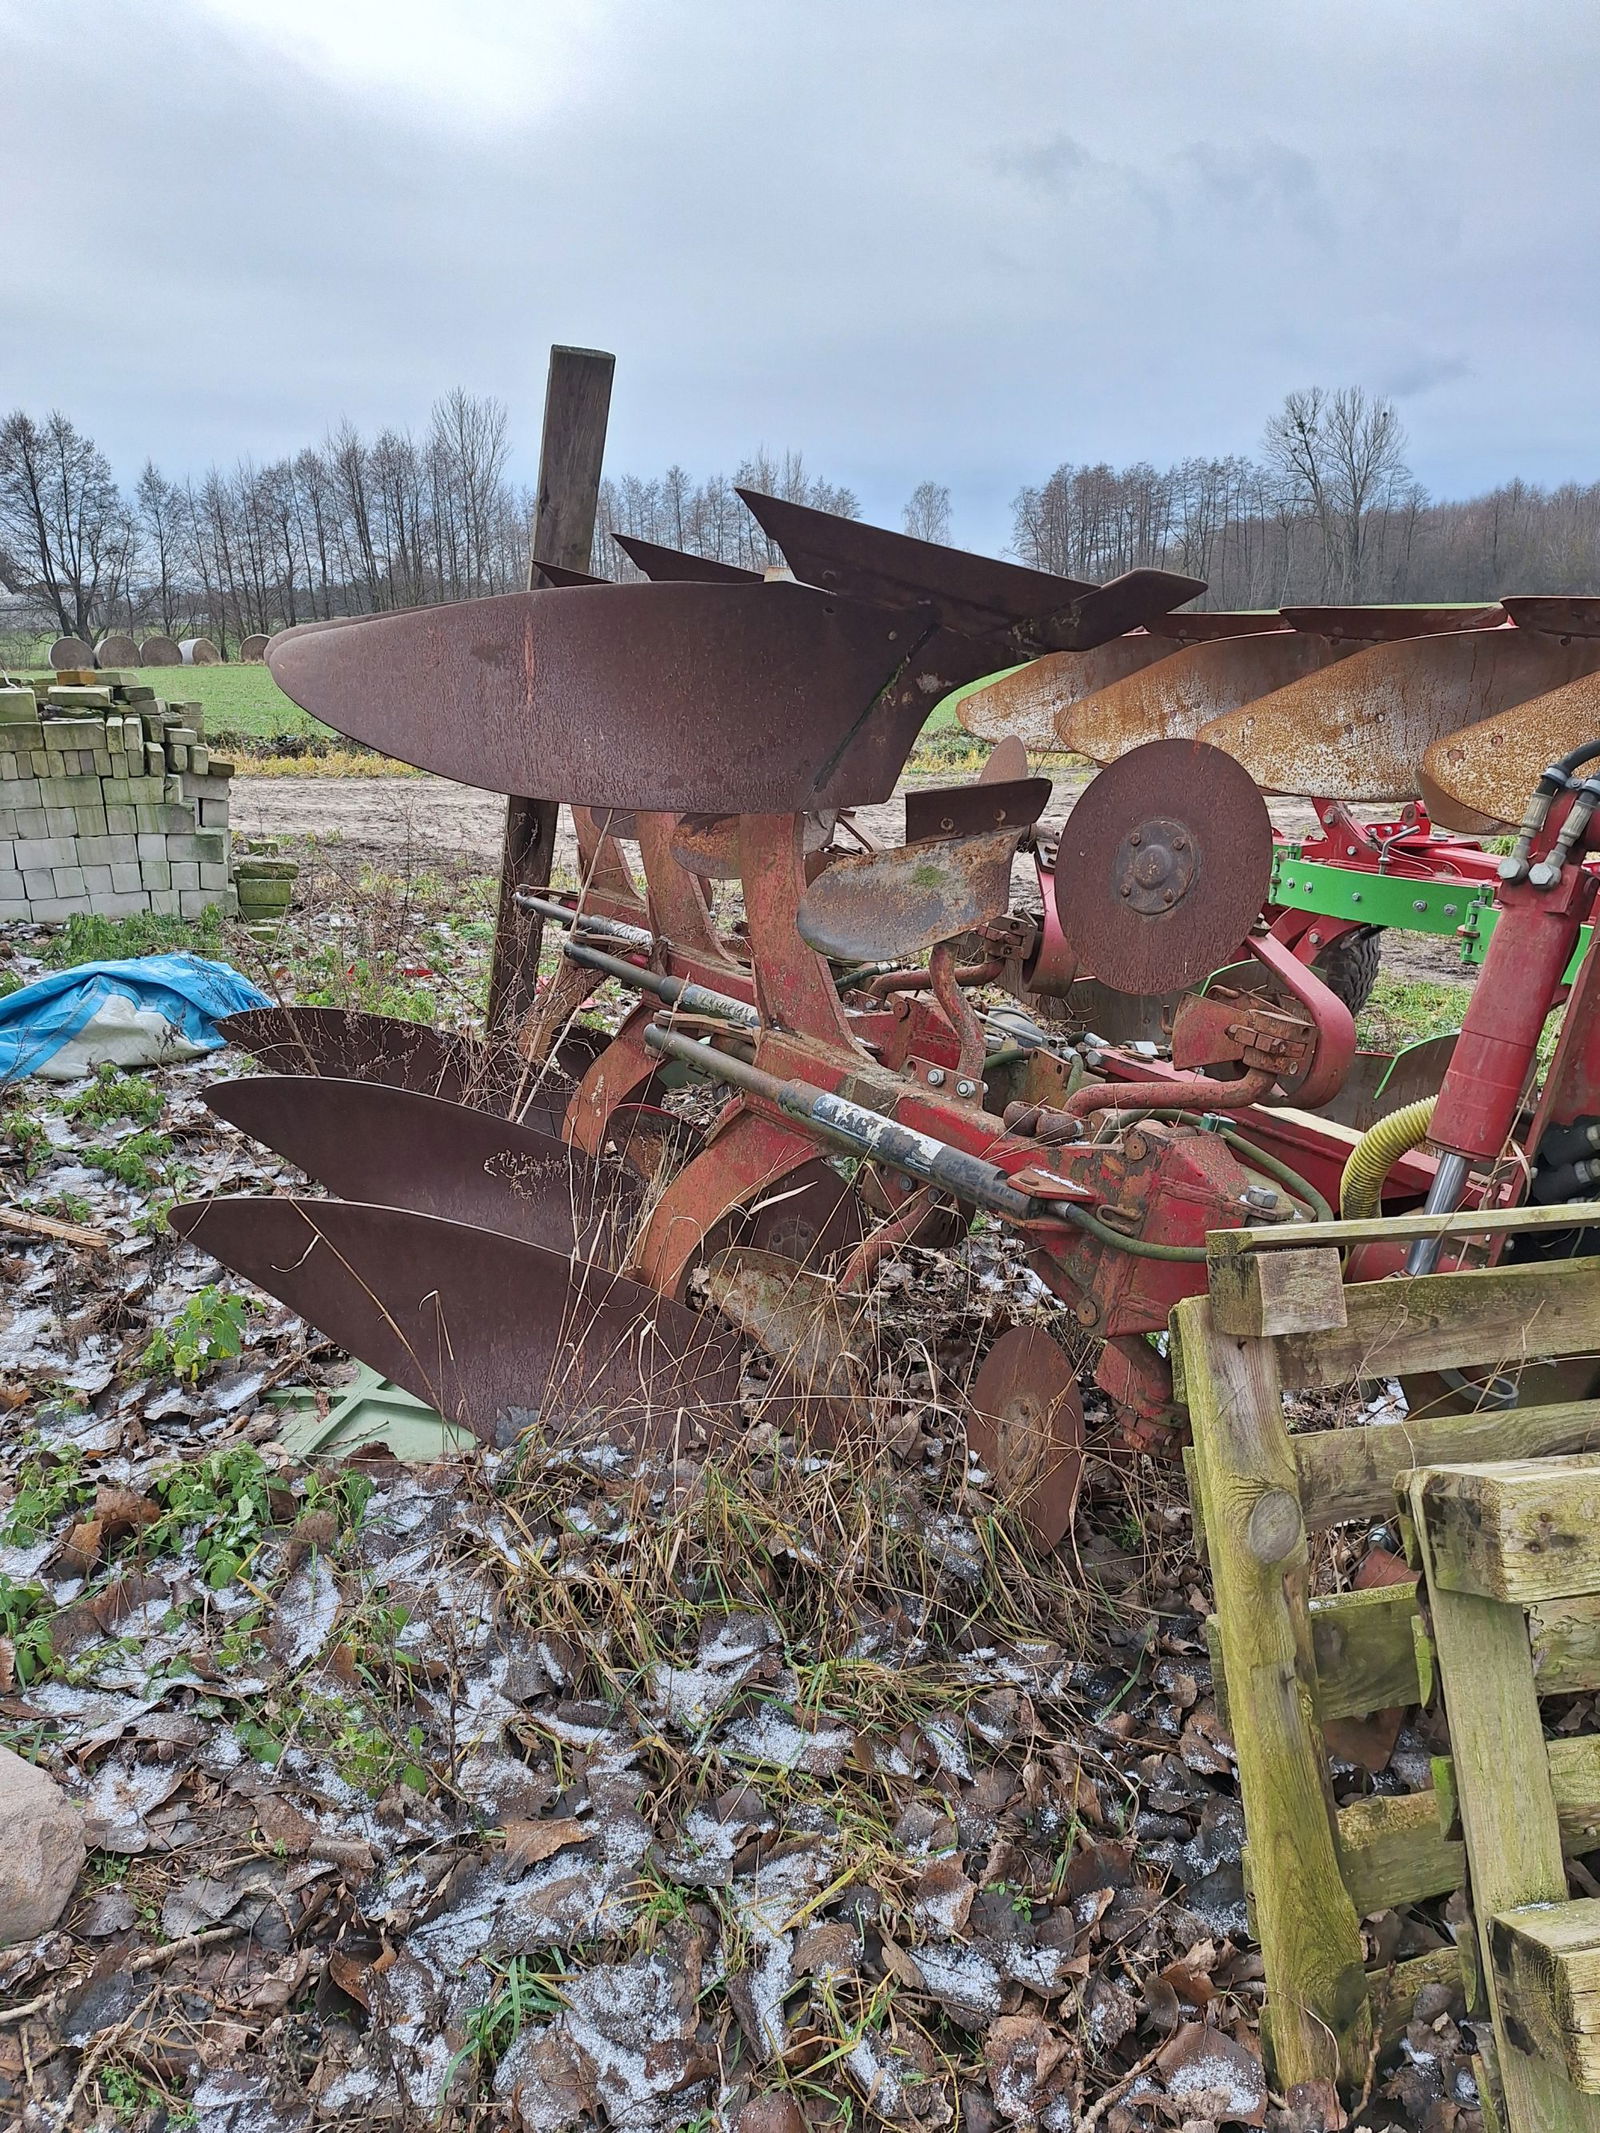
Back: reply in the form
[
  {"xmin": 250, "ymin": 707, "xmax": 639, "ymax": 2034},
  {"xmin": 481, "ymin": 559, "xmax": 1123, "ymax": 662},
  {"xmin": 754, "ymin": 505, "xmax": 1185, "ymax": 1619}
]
[
  {"xmin": 230, "ymin": 769, "xmax": 1326, "ymax": 870},
  {"xmin": 230, "ymin": 772, "xmax": 1466, "ymax": 985}
]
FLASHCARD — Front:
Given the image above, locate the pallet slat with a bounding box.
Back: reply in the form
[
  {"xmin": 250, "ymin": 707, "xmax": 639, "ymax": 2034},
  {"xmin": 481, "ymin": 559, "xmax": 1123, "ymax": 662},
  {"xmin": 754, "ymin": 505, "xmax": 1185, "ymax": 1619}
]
[{"xmin": 1297, "ymin": 1400, "xmax": 1600, "ymax": 1531}]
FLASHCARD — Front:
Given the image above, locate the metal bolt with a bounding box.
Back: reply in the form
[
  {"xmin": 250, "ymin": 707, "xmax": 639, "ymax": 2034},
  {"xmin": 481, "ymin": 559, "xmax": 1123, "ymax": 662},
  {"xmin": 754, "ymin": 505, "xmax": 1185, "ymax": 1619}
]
[
  {"xmin": 1173, "ymin": 834, "xmax": 1187, "ymax": 850},
  {"xmin": 1162, "ymin": 889, "xmax": 1175, "ymax": 905},
  {"xmin": 955, "ymin": 1078, "xmax": 976, "ymax": 1097},
  {"xmin": 1242, "ymin": 1185, "xmax": 1280, "ymax": 1211},
  {"xmin": 1346, "ymin": 845, "xmax": 1357, "ymax": 856},
  {"xmin": 926, "ymin": 1067, "xmax": 946, "ymax": 1086},
  {"xmin": 1350, "ymin": 892, "xmax": 1362, "ymax": 904},
  {"xmin": 1444, "ymin": 902, "xmax": 1458, "ymax": 915},
  {"xmin": 1120, "ymin": 883, "xmax": 1131, "ymax": 897},
  {"xmin": 1413, "ymin": 898, "xmax": 1428, "ymax": 911},
  {"xmin": 1308, "ymin": 930, "xmax": 1321, "ymax": 944},
  {"xmin": 1129, "ymin": 830, "xmax": 1142, "ymax": 846}
]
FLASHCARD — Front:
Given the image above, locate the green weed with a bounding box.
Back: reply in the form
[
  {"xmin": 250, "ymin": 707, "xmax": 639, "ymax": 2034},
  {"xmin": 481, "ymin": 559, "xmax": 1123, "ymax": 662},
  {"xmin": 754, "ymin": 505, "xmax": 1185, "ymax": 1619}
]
[
  {"xmin": 141, "ymin": 1285, "xmax": 250, "ymax": 1385},
  {"xmin": 0, "ymin": 1442, "xmax": 90, "ymax": 1546},
  {"xmin": 81, "ymin": 1130, "xmax": 172, "ymax": 1189},
  {"xmin": 146, "ymin": 1442, "xmax": 274, "ymax": 1587},
  {"xmin": 43, "ymin": 904, "xmax": 229, "ymax": 971},
  {"xmin": 64, "ymin": 1062, "xmax": 164, "ymax": 1128},
  {"xmin": 0, "ymin": 1574, "xmax": 54, "ymax": 1685},
  {"xmin": 3, "ymin": 1105, "xmax": 51, "ymax": 1179}
]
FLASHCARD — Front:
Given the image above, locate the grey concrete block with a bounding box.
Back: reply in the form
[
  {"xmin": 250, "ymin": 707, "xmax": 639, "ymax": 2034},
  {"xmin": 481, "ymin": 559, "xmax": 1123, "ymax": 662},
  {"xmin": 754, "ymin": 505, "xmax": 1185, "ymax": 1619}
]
[
  {"xmin": 133, "ymin": 805, "xmax": 162, "ymax": 832},
  {"xmin": 164, "ymin": 776, "xmax": 183, "ymax": 803},
  {"xmin": 179, "ymin": 889, "xmax": 221, "ymax": 918},
  {"xmin": 98, "ymin": 892, "xmax": 150, "ymax": 916},
  {"xmin": 198, "ymin": 798, "xmax": 229, "ymax": 827},
  {"xmin": 170, "ymin": 861, "xmax": 199, "ymax": 890},
  {"xmin": 147, "ymin": 889, "xmax": 180, "ymax": 915},
  {"xmin": 106, "ymin": 834, "xmax": 137, "ymax": 863},
  {"xmin": 110, "ymin": 863, "xmax": 143, "ymax": 893},
  {"xmin": 22, "ymin": 868, "xmax": 53, "ymax": 897},
  {"xmin": 0, "ymin": 901, "xmax": 30, "ymax": 923},
  {"xmin": 0, "ymin": 811, "xmax": 16, "ymax": 839},
  {"xmin": 81, "ymin": 865, "xmax": 113, "ymax": 895},
  {"xmin": 15, "ymin": 808, "xmax": 49, "ymax": 838},
  {"xmin": 0, "ymin": 871, "xmax": 24, "ymax": 901},
  {"xmin": 15, "ymin": 838, "xmax": 76, "ymax": 869},
  {"xmin": 105, "ymin": 805, "xmax": 136, "ymax": 836},
  {"xmin": 160, "ymin": 806, "xmax": 196, "ymax": 834},
  {"xmin": 30, "ymin": 897, "xmax": 92, "ymax": 921},
  {"xmin": 52, "ymin": 867, "xmax": 87, "ymax": 896},
  {"xmin": 139, "ymin": 860, "xmax": 171, "ymax": 890},
  {"xmin": 192, "ymin": 831, "xmax": 227, "ymax": 864},
  {"xmin": 136, "ymin": 833, "xmax": 166, "ymax": 860},
  {"xmin": 165, "ymin": 834, "xmax": 200, "ymax": 861},
  {"xmin": 198, "ymin": 863, "xmax": 229, "ymax": 891}
]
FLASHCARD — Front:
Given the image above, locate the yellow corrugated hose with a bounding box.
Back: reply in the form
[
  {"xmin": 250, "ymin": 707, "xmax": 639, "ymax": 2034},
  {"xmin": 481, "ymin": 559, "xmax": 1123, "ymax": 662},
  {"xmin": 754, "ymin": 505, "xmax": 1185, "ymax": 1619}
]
[{"xmin": 1338, "ymin": 1096, "xmax": 1437, "ymax": 1220}]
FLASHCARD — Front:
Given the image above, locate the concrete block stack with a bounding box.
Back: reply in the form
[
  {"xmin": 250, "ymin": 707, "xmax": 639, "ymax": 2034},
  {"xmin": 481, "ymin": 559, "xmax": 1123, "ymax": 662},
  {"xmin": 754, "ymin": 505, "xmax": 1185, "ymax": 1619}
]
[{"xmin": 0, "ymin": 672, "xmax": 239, "ymax": 924}]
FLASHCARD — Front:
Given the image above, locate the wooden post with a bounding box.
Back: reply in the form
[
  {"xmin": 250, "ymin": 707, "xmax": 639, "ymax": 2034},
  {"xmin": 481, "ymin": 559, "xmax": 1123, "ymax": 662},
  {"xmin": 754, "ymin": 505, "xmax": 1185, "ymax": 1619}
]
[
  {"xmin": 1408, "ymin": 1464, "xmax": 1600, "ymax": 2132},
  {"xmin": 485, "ymin": 345, "xmax": 615, "ymax": 1033},
  {"xmin": 1175, "ymin": 1295, "xmax": 1372, "ymax": 2089}
]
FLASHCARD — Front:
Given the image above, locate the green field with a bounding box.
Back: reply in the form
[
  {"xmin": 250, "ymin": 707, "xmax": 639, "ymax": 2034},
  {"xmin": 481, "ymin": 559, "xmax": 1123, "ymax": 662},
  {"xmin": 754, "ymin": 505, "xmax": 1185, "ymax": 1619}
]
[{"xmin": 21, "ymin": 664, "xmax": 325, "ymax": 739}]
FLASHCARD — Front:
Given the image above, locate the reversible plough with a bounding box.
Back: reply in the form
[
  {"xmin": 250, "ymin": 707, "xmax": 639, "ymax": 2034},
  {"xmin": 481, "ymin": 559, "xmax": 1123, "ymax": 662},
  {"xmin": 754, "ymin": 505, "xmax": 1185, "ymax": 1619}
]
[{"xmin": 162, "ymin": 495, "xmax": 1600, "ymax": 1554}]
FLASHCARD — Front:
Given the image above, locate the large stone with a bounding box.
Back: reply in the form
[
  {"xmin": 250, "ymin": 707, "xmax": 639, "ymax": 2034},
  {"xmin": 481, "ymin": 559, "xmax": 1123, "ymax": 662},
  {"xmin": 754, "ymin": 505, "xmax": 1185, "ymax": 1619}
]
[{"xmin": 0, "ymin": 1745, "xmax": 85, "ymax": 1943}]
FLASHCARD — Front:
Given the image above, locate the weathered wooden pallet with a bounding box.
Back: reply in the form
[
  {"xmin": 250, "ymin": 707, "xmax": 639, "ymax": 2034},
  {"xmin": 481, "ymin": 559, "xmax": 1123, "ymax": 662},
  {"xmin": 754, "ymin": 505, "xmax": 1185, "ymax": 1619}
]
[{"xmin": 1172, "ymin": 1199, "xmax": 1600, "ymax": 2100}]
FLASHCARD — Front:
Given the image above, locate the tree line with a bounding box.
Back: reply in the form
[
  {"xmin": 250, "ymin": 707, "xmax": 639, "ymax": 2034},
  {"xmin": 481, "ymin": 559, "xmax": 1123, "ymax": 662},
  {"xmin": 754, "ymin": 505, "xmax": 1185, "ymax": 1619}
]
[{"xmin": 3, "ymin": 384, "xmax": 1599, "ymax": 655}]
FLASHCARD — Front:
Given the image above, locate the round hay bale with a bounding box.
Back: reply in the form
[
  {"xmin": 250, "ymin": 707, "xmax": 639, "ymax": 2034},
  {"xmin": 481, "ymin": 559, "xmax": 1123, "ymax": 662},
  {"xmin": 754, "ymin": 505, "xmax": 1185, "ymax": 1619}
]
[
  {"xmin": 238, "ymin": 633, "xmax": 270, "ymax": 662},
  {"xmin": 140, "ymin": 635, "xmax": 183, "ymax": 666},
  {"xmin": 178, "ymin": 637, "xmax": 221, "ymax": 665},
  {"xmin": 49, "ymin": 636, "xmax": 95, "ymax": 670},
  {"xmin": 95, "ymin": 632, "xmax": 140, "ymax": 667}
]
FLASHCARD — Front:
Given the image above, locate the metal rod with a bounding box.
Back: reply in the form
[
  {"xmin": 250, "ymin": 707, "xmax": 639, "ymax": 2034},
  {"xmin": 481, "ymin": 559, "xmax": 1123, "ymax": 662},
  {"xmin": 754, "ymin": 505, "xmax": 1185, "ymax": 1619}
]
[
  {"xmin": 642, "ymin": 1022, "xmax": 1038, "ymax": 1220},
  {"xmin": 1403, "ymin": 1150, "xmax": 1473, "ymax": 1275},
  {"xmin": 515, "ymin": 890, "xmax": 654, "ymax": 949},
  {"xmin": 564, "ymin": 941, "xmax": 761, "ymax": 1029}
]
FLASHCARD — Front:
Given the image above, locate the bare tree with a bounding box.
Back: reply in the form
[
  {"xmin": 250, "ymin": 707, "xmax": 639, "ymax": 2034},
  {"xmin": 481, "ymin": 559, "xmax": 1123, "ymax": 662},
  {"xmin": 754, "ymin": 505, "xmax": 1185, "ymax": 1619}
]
[
  {"xmin": 1262, "ymin": 386, "xmax": 1412, "ymax": 600},
  {"xmin": 135, "ymin": 461, "xmax": 186, "ymax": 634},
  {"xmin": 903, "ymin": 481, "xmax": 952, "ymax": 544},
  {"xmin": 0, "ymin": 409, "xmax": 131, "ymax": 636}
]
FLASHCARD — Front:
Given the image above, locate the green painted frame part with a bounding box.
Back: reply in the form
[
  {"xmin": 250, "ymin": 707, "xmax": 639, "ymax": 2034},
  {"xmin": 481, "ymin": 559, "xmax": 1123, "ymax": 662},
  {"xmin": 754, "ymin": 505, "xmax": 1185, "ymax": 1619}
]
[
  {"xmin": 268, "ymin": 1364, "xmax": 472, "ymax": 1460},
  {"xmin": 1269, "ymin": 848, "xmax": 1593, "ymax": 979}
]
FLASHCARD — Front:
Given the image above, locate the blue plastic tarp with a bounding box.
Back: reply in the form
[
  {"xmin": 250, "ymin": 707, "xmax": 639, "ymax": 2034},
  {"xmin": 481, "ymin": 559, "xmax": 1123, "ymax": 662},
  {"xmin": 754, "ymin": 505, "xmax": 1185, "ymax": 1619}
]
[{"xmin": 0, "ymin": 955, "xmax": 272, "ymax": 1082}]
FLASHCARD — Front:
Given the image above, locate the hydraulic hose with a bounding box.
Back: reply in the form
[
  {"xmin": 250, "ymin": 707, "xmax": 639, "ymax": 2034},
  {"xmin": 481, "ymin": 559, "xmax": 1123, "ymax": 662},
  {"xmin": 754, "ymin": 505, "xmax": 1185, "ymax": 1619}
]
[{"xmin": 1338, "ymin": 1097, "xmax": 1437, "ymax": 1221}]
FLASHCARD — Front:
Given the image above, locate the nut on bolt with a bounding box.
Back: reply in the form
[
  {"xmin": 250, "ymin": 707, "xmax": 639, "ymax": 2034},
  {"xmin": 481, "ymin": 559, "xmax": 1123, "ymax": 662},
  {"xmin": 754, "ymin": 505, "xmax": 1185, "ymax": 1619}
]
[
  {"xmin": 954, "ymin": 1078, "xmax": 977, "ymax": 1098},
  {"xmin": 926, "ymin": 1067, "xmax": 946, "ymax": 1087},
  {"xmin": 1241, "ymin": 1184, "xmax": 1280, "ymax": 1212}
]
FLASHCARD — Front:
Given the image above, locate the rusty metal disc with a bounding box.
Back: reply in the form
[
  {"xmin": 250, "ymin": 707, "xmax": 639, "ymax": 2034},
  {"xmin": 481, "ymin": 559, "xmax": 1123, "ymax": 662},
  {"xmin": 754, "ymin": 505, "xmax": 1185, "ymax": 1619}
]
[
  {"xmin": 966, "ymin": 1326, "xmax": 1085, "ymax": 1549},
  {"xmin": 217, "ymin": 1005, "xmax": 579, "ymax": 1132},
  {"xmin": 167, "ymin": 1197, "xmax": 741, "ymax": 1453},
  {"xmin": 205, "ymin": 1077, "xmax": 641, "ymax": 1265},
  {"xmin": 797, "ymin": 827, "xmax": 1020, "ymax": 963},
  {"xmin": 979, "ymin": 735, "xmax": 1029, "ymax": 783},
  {"xmin": 1052, "ymin": 739, "xmax": 1271, "ymax": 995}
]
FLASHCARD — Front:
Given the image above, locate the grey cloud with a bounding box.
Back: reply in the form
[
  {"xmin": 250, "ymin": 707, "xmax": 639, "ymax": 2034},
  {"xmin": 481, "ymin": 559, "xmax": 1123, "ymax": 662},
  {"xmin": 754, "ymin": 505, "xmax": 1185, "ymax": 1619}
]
[{"xmin": 5, "ymin": 0, "xmax": 1600, "ymax": 551}]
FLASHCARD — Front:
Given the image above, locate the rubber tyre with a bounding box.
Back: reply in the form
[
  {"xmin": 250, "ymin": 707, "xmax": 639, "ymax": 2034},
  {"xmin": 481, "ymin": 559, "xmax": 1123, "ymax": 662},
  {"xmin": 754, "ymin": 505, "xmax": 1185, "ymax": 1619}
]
[{"xmin": 1312, "ymin": 926, "xmax": 1382, "ymax": 1015}]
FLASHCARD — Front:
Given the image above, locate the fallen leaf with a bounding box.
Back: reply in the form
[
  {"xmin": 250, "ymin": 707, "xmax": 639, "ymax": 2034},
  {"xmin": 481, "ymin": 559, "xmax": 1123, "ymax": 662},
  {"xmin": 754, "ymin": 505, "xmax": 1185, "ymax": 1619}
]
[
  {"xmin": 1157, "ymin": 2023, "xmax": 1268, "ymax": 2126},
  {"xmin": 504, "ymin": 1815, "xmax": 588, "ymax": 1869}
]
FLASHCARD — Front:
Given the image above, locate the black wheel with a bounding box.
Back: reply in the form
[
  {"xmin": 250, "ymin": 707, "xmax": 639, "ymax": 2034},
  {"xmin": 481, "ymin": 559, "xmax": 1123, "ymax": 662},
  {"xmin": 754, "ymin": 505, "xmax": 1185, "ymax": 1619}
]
[{"xmin": 1312, "ymin": 925, "xmax": 1382, "ymax": 1015}]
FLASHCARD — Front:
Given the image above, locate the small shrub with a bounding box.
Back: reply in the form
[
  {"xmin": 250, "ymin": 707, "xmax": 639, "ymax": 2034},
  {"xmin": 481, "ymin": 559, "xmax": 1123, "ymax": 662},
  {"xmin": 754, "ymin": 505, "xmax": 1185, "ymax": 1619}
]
[
  {"xmin": 82, "ymin": 1130, "xmax": 172, "ymax": 1190},
  {"xmin": 141, "ymin": 1286, "xmax": 250, "ymax": 1385},
  {"xmin": 65, "ymin": 1063, "xmax": 164, "ymax": 1128}
]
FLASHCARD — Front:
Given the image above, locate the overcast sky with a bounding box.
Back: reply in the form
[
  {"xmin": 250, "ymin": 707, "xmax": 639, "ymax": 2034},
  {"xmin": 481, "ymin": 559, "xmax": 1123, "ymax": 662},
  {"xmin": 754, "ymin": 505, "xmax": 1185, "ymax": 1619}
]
[{"xmin": 5, "ymin": 0, "xmax": 1598, "ymax": 550}]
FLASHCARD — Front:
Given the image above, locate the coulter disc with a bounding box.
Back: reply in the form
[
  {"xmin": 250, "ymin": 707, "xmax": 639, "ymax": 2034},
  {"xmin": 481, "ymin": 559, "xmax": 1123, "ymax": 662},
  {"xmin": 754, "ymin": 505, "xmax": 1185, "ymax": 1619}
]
[
  {"xmin": 966, "ymin": 1326, "xmax": 1085, "ymax": 1549},
  {"xmin": 1051, "ymin": 740, "xmax": 1272, "ymax": 995},
  {"xmin": 168, "ymin": 1197, "xmax": 742, "ymax": 1452}
]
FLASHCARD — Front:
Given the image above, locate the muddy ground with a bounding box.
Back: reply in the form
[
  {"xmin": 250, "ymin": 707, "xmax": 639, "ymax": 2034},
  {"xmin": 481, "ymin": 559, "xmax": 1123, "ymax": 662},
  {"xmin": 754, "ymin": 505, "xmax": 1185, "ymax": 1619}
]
[{"xmin": 229, "ymin": 774, "xmax": 1471, "ymax": 994}]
